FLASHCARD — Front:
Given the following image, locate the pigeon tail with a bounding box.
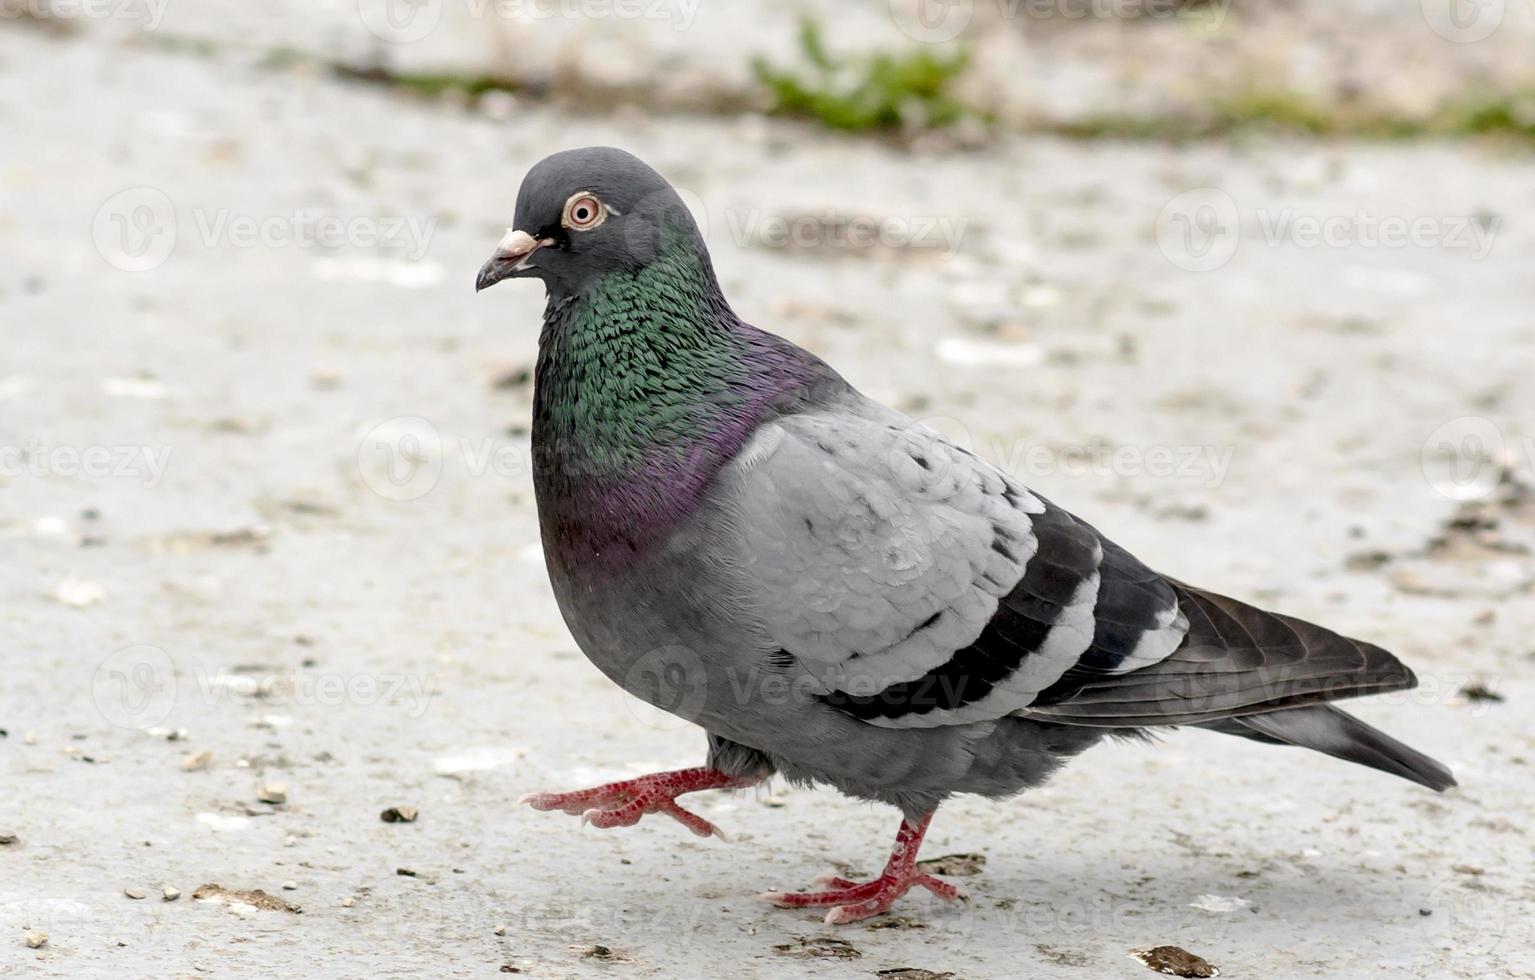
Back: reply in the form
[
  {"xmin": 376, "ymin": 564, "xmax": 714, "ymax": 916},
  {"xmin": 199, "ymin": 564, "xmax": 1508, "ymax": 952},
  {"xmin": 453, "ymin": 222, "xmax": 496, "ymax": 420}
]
[{"xmin": 1233, "ymin": 704, "xmax": 1457, "ymax": 792}]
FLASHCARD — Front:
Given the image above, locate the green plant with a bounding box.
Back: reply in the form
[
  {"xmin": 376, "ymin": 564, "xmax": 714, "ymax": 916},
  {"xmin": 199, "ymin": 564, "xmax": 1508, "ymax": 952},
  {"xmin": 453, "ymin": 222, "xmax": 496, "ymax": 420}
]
[{"xmin": 752, "ymin": 18, "xmax": 976, "ymax": 134}]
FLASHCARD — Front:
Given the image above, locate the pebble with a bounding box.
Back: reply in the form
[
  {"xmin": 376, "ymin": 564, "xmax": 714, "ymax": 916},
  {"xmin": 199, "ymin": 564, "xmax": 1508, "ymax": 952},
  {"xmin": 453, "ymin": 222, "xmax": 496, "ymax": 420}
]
[
  {"xmin": 162, "ymin": 886, "xmax": 181, "ymax": 902},
  {"xmin": 341, "ymin": 896, "xmax": 355, "ymax": 908},
  {"xmin": 53, "ymin": 578, "xmax": 106, "ymax": 607},
  {"xmin": 180, "ymin": 751, "xmax": 213, "ymax": 772},
  {"xmin": 257, "ymin": 783, "xmax": 287, "ymax": 805},
  {"xmin": 380, "ymin": 806, "xmax": 418, "ymax": 823},
  {"xmin": 493, "ymin": 925, "xmax": 507, "ymax": 936},
  {"xmin": 282, "ymin": 881, "xmax": 297, "ymax": 891},
  {"xmin": 24, "ymin": 930, "xmax": 47, "ymax": 949},
  {"xmin": 0, "ymin": 833, "xmax": 17, "ymax": 846},
  {"xmin": 124, "ymin": 888, "xmax": 147, "ymax": 900},
  {"xmin": 1134, "ymin": 945, "xmax": 1220, "ymax": 978}
]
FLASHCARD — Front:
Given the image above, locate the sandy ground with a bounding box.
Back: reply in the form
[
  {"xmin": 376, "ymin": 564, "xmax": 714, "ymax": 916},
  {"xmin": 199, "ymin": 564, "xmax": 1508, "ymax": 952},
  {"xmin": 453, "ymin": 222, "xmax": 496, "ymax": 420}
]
[{"xmin": 4, "ymin": 14, "xmax": 1535, "ymax": 980}]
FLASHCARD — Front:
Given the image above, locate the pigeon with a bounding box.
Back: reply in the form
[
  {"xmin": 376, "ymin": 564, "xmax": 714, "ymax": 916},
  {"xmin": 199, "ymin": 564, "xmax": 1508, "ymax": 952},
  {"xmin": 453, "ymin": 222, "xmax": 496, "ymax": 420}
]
[{"xmin": 476, "ymin": 146, "xmax": 1456, "ymax": 924}]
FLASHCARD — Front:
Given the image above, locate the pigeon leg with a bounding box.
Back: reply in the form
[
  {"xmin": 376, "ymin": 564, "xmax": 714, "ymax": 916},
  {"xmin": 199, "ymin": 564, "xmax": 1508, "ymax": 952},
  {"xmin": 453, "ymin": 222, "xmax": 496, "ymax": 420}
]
[
  {"xmin": 520, "ymin": 767, "xmax": 760, "ymax": 840},
  {"xmin": 761, "ymin": 810, "xmax": 967, "ymax": 924}
]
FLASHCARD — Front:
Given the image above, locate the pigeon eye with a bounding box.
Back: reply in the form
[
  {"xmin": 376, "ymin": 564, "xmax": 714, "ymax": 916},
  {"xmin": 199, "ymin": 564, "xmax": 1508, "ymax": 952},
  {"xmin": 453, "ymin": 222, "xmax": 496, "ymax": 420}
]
[{"xmin": 563, "ymin": 194, "xmax": 606, "ymax": 231}]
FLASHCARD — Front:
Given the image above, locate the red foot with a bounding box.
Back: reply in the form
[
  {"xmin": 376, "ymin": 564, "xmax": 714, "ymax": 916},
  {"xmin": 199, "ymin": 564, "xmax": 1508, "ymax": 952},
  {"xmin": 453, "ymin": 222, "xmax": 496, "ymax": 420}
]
[
  {"xmin": 761, "ymin": 811, "xmax": 967, "ymax": 924},
  {"xmin": 520, "ymin": 767, "xmax": 761, "ymax": 840}
]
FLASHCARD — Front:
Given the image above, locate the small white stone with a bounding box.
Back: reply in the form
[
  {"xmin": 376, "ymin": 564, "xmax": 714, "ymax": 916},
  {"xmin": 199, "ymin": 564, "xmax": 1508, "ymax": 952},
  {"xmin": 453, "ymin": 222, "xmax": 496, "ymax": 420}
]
[
  {"xmin": 53, "ymin": 578, "xmax": 106, "ymax": 608},
  {"xmin": 101, "ymin": 377, "xmax": 169, "ymax": 400},
  {"xmin": 1188, "ymin": 893, "xmax": 1248, "ymax": 913}
]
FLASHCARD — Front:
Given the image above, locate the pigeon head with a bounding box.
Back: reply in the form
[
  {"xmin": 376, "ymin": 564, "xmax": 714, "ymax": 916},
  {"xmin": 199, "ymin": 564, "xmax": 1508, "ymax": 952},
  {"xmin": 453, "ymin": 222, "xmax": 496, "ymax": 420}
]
[{"xmin": 476, "ymin": 146, "xmax": 706, "ymax": 300}]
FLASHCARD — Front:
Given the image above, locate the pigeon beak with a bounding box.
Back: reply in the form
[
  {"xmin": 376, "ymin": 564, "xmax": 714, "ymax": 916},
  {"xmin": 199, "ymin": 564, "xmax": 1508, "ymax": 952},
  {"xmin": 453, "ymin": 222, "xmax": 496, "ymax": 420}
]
[{"xmin": 476, "ymin": 229, "xmax": 552, "ymax": 292}]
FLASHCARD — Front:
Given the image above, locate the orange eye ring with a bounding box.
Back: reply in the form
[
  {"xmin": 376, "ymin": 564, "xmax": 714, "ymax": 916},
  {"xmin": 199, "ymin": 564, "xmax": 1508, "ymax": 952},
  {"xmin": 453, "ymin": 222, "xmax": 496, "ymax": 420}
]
[{"xmin": 562, "ymin": 193, "xmax": 606, "ymax": 230}]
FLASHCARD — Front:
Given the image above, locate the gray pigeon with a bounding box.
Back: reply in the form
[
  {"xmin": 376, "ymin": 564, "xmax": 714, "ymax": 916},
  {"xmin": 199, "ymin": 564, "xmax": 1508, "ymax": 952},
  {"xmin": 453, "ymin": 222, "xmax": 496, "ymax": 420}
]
[{"xmin": 476, "ymin": 147, "xmax": 1456, "ymax": 924}]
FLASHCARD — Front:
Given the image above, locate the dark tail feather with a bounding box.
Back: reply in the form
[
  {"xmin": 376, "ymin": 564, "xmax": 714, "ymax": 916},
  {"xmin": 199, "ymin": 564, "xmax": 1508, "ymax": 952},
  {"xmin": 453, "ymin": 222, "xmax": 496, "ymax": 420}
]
[{"xmin": 1235, "ymin": 704, "xmax": 1457, "ymax": 792}]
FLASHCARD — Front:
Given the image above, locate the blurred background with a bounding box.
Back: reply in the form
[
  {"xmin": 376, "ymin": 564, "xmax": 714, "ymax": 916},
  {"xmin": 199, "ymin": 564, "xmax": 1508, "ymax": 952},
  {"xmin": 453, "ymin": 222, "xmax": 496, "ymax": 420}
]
[{"xmin": 3, "ymin": 1, "xmax": 1532, "ymax": 976}]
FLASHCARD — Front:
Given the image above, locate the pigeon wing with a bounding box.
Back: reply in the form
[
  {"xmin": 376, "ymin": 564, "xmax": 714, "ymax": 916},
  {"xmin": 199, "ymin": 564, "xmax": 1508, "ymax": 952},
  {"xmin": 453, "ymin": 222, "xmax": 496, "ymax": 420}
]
[
  {"xmin": 716, "ymin": 404, "xmax": 1416, "ymax": 731},
  {"xmin": 715, "ymin": 405, "xmax": 1185, "ymax": 728}
]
